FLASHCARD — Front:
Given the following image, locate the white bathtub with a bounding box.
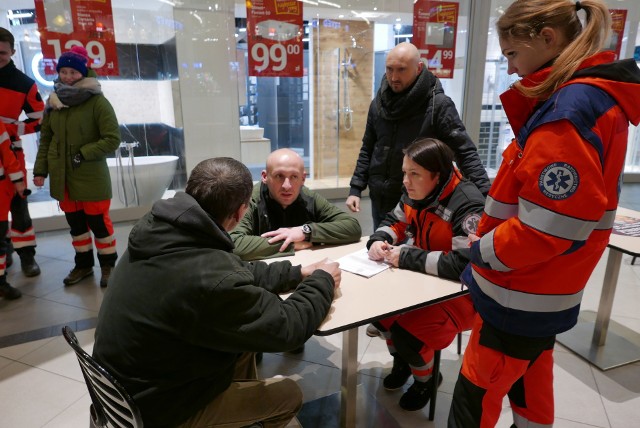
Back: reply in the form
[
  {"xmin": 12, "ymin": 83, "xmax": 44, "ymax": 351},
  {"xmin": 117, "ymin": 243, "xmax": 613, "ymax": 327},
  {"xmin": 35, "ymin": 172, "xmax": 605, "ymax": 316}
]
[{"xmin": 26, "ymin": 155, "xmax": 179, "ymax": 210}]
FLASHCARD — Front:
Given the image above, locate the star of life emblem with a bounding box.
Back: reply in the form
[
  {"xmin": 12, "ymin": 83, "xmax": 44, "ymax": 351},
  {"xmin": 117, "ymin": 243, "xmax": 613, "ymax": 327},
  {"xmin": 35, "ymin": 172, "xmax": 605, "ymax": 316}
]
[
  {"xmin": 538, "ymin": 162, "xmax": 579, "ymax": 200},
  {"xmin": 462, "ymin": 213, "xmax": 481, "ymax": 235}
]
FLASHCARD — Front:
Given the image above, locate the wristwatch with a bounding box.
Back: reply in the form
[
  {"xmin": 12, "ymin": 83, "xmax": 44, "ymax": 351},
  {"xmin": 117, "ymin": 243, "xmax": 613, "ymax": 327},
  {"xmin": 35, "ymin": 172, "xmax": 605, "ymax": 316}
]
[{"xmin": 301, "ymin": 224, "xmax": 312, "ymax": 242}]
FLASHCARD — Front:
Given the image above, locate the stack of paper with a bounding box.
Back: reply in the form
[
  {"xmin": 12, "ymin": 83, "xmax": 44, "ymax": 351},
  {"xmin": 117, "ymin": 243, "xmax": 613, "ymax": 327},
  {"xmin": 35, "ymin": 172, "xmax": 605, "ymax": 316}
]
[{"xmin": 336, "ymin": 249, "xmax": 390, "ymax": 278}]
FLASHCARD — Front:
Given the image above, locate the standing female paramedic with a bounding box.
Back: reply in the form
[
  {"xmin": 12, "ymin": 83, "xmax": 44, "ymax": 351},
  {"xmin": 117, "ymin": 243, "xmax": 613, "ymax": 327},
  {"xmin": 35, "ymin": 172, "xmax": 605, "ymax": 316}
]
[{"xmin": 448, "ymin": 0, "xmax": 640, "ymax": 427}]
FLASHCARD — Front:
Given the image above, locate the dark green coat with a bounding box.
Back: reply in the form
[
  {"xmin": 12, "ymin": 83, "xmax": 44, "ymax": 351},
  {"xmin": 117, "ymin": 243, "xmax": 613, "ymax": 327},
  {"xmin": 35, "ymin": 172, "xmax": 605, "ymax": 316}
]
[
  {"xmin": 231, "ymin": 182, "xmax": 362, "ymax": 260},
  {"xmin": 34, "ymin": 93, "xmax": 120, "ymax": 201}
]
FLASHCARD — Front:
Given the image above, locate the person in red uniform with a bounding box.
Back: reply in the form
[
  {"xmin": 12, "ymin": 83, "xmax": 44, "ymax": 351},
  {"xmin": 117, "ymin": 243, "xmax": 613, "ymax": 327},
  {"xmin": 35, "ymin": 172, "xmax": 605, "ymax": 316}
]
[
  {"xmin": 0, "ymin": 122, "xmax": 28, "ymax": 300},
  {"xmin": 0, "ymin": 27, "xmax": 43, "ymax": 277},
  {"xmin": 448, "ymin": 1, "xmax": 640, "ymax": 427},
  {"xmin": 367, "ymin": 137, "xmax": 485, "ymax": 412}
]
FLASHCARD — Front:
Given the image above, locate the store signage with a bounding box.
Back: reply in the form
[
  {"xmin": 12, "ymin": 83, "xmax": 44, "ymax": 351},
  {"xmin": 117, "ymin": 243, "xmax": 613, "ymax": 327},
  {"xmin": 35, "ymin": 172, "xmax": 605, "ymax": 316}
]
[
  {"xmin": 246, "ymin": 0, "xmax": 304, "ymax": 77},
  {"xmin": 608, "ymin": 9, "xmax": 627, "ymax": 60},
  {"xmin": 412, "ymin": 1, "xmax": 459, "ymax": 79},
  {"xmin": 34, "ymin": 0, "xmax": 119, "ymax": 76}
]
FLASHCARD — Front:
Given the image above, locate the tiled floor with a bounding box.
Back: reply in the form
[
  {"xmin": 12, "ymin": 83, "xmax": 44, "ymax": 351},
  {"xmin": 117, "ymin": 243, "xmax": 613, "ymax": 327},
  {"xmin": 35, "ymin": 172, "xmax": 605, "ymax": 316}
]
[{"xmin": 1, "ymin": 187, "xmax": 640, "ymax": 427}]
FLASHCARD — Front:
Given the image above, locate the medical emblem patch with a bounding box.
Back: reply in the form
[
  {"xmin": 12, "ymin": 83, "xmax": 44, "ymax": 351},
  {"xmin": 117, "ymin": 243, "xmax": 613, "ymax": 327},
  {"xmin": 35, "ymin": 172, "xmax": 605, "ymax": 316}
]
[
  {"xmin": 462, "ymin": 213, "xmax": 481, "ymax": 235},
  {"xmin": 538, "ymin": 162, "xmax": 579, "ymax": 200}
]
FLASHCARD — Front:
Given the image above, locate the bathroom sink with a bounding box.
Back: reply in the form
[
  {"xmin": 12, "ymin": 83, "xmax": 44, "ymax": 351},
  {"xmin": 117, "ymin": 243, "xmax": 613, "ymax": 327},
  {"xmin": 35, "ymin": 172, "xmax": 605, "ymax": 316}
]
[{"xmin": 240, "ymin": 126, "xmax": 264, "ymax": 140}]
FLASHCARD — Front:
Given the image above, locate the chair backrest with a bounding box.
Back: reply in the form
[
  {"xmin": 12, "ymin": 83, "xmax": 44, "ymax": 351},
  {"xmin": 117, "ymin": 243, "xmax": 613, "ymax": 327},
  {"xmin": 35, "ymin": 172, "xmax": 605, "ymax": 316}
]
[{"xmin": 62, "ymin": 326, "xmax": 144, "ymax": 428}]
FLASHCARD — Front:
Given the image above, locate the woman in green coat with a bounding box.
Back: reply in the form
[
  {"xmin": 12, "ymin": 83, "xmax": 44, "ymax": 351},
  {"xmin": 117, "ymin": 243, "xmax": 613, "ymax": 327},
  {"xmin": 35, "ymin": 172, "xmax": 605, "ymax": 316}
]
[{"xmin": 33, "ymin": 46, "xmax": 120, "ymax": 287}]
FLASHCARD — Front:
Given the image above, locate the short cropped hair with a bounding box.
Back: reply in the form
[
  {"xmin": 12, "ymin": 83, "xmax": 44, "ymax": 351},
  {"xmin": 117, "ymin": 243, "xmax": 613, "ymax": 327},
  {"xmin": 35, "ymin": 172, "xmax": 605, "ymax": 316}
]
[
  {"xmin": 403, "ymin": 138, "xmax": 454, "ymax": 177},
  {"xmin": 185, "ymin": 157, "xmax": 253, "ymax": 223},
  {"xmin": 0, "ymin": 27, "xmax": 15, "ymax": 50}
]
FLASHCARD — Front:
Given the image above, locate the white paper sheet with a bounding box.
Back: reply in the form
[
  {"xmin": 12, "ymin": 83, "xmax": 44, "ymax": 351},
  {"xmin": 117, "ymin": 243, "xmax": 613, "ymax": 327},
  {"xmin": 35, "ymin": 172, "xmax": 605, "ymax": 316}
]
[{"xmin": 336, "ymin": 248, "xmax": 390, "ymax": 278}]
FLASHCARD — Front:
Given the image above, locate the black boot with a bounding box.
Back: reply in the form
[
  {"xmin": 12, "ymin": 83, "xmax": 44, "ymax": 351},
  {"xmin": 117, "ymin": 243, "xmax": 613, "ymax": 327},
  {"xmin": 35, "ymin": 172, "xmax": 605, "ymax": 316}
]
[
  {"xmin": 383, "ymin": 355, "xmax": 412, "ymax": 390},
  {"xmin": 19, "ymin": 252, "xmax": 41, "ymax": 277},
  {"xmin": 399, "ymin": 372, "xmax": 444, "ymax": 411},
  {"xmin": 0, "ymin": 274, "xmax": 21, "ymax": 300}
]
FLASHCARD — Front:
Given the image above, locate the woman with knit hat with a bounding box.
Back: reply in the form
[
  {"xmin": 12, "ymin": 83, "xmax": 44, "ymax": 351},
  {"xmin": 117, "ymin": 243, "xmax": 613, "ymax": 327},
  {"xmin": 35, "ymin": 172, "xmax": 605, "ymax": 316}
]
[{"xmin": 33, "ymin": 46, "xmax": 120, "ymax": 287}]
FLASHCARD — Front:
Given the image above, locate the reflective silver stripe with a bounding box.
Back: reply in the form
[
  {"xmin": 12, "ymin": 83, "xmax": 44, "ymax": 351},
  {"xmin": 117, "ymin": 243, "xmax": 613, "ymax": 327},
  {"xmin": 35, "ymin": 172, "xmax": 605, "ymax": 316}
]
[
  {"xmin": 27, "ymin": 111, "xmax": 44, "ymax": 119},
  {"xmin": 519, "ymin": 198, "xmax": 596, "ymax": 240},
  {"xmin": 378, "ymin": 226, "xmax": 397, "ymax": 243},
  {"xmin": 393, "ymin": 204, "xmax": 407, "ymax": 223},
  {"xmin": 452, "ymin": 236, "xmax": 468, "ymax": 251},
  {"xmin": 484, "ymin": 196, "xmax": 518, "ymax": 220},
  {"xmin": 513, "ymin": 411, "xmax": 553, "ymax": 428},
  {"xmin": 0, "ymin": 116, "xmax": 13, "ymax": 124},
  {"xmin": 472, "ymin": 269, "xmax": 583, "ymax": 312},
  {"xmin": 595, "ymin": 209, "xmax": 617, "ymax": 230},
  {"xmin": 0, "ymin": 130, "xmax": 8, "ymax": 142},
  {"xmin": 11, "ymin": 140, "xmax": 22, "ymax": 148},
  {"xmin": 425, "ymin": 251, "xmax": 441, "ymax": 276},
  {"xmin": 17, "ymin": 123, "xmax": 25, "ymax": 136},
  {"xmin": 0, "ymin": 167, "xmax": 4, "ymax": 176},
  {"xmin": 8, "ymin": 171, "xmax": 23, "ymax": 181},
  {"xmin": 480, "ymin": 230, "xmax": 512, "ymax": 272}
]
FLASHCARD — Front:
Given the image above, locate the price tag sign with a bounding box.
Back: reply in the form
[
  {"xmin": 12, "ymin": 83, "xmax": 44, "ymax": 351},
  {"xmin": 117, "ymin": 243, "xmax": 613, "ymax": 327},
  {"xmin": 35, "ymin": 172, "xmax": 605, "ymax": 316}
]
[
  {"xmin": 413, "ymin": 1, "xmax": 459, "ymax": 79},
  {"xmin": 247, "ymin": 0, "xmax": 303, "ymax": 77},
  {"xmin": 608, "ymin": 9, "xmax": 627, "ymax": 60},
  {"xmin": 34, "ymin": 0, "xmax": 119, "ymax": 76}
]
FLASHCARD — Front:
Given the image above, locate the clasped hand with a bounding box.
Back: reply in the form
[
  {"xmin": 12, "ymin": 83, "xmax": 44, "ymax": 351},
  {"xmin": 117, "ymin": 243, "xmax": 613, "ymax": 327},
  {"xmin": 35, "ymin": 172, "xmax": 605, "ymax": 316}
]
[
  {"xmin": 261, "ymin": 226, "xmax": 312, "ymax": 252},
  {"xmin": 301, "ymin": 258, "xmax": 341, "ymax": 289},
  {"xmin": 368, "ymin": 241, "xmax": 401, "ymax": 267}
]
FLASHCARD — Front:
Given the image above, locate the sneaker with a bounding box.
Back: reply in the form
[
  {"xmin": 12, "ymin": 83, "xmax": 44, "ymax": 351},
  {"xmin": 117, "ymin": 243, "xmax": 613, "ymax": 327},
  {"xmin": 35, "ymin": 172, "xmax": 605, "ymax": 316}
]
[
  {"xmin": 383, "ymin": 356, "xmax": 412, "ymax": 390},
  {"xmin": 398, "ymin": 372, "xmax": 444, "ymax": 411},
  {"xmin": 20, "ymin": 254, "xmax": 41, "ymax": 277},
  {"xmin": 100, "ymin": 266, "xmax": 112, "ymax": 288},
  {"xmin": 63, "ymin": 267, "xmax": 94, "ymax": 286},
  {"xmin": 366, "ymin": 323, "xmax": 381, "ymax": 337},
  {"xmin": 0, "ymin": 282, "xmax": 22, "ymax": 300}
]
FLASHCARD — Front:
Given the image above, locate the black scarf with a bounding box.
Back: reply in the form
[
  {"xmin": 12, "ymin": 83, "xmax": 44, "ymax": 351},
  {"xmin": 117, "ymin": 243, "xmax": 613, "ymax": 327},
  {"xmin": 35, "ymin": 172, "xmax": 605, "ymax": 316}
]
[{"xmin": 376, "ymin": 68, "xmax": 435, "ymax": 120}]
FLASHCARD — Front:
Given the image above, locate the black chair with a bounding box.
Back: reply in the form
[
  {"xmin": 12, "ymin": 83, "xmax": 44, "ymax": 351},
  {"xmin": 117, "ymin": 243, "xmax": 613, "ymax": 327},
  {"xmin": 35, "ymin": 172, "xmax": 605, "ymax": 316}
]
[
  {"xmin": 428, "ymin": 332, "xmax": 464, "ymax": 421},
  {"xmin": 62, "ymin": 326, "xmax": 144, "ymax": 428}
]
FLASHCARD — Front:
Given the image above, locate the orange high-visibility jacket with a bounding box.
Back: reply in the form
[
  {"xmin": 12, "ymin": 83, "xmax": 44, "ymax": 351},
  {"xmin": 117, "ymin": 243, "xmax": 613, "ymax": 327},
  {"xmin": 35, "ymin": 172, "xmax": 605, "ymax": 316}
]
[{"xmin": 464, "ymin": 52, "xmax": 640, "ymax": 337}]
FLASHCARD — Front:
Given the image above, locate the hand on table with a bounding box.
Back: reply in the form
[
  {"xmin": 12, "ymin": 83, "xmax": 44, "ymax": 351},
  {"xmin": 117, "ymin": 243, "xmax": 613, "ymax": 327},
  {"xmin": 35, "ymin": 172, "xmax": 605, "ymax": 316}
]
[
  {"xmin": 262, "ymin": 227, "xmax": 305, "ymax": 252},
  {"xmin": 369, "ymin": 241, "xmax": 400, "ymax": 267},
  {"xmin": 301, "ymin": 258, "xmax": 341, "ymax": 289}
]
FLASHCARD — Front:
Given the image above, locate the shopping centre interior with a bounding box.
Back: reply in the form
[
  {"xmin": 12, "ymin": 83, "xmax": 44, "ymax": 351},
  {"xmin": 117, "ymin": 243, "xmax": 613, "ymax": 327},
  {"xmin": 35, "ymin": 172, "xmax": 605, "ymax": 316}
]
[{"xmin": 1, "ymin": 1, "xmax": 640, "ymax": 427}]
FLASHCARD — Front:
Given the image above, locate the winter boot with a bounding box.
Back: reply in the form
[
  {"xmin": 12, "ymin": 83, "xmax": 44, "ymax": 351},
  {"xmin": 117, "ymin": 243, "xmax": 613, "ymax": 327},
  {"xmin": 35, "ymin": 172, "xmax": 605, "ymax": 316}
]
[
  {"xmin": 20, "ymin": 252, "xmax": 41, "ymax": 277},
  {"xmin": 100, "ymin": 266, "xmax": 112, "ymax": 288},
  {"xmin": 0, "ymin": 275, "xmax": 21, "ymax": 300},
  {"xmin": 398, "ymin": 372, "xmax": 444, "ymax": 411},
  {"xmin": 383, "ymin": 355, "xmax": 412, "ymax": 390},
  {"xmin": 64, "ymin": 267, "xmax": 94, "ymax": 286}
]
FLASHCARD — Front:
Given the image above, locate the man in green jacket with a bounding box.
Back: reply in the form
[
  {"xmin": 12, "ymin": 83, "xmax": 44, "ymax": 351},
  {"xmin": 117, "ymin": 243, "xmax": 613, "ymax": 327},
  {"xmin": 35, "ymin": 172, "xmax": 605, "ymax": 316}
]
[
  {"xmin": 231, "ymin": 148, "xmax": 362, "ymax": 261},
  {"xmin": 94, "ymin": 157, "xmax": 341, "ymax": 428}
]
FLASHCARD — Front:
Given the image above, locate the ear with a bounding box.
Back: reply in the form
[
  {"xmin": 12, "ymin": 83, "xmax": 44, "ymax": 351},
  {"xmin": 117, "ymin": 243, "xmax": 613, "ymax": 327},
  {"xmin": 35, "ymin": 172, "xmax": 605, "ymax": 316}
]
[
  {"xmin": 417, "ymin": 60, "xmax": 424, "ymax": 73},
  {"xmin": 261, "ymin": 169, "xmax": 267, "ymax": 183},
  {"xmin": 539, "ymin": 27, "xmax": 557, "ymax": 47},
  {"xmin": 302, "ymin": 171, "xmax": 307, "ymax": 184},
  {"xmin": 233, "ymin": 203, "xmax": 248, "ymax": 222}
]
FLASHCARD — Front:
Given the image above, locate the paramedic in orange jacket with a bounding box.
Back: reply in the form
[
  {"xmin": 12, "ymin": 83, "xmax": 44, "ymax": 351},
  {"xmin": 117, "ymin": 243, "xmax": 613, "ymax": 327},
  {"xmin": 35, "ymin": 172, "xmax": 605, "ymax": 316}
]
[
  {"xmin": 0, "ymin": 122, "xmax": 28, "ymax": 300},
  {"xmin": 367, "ymin": 138, "xmax": 485, "ymax": 412},
  {"xmin": 448, "ymin": 1, "xmax": 640, "ymax": 427},
  {"xmin": 0, "ymin": 27, "xmax": 43, "ymax": 277}
]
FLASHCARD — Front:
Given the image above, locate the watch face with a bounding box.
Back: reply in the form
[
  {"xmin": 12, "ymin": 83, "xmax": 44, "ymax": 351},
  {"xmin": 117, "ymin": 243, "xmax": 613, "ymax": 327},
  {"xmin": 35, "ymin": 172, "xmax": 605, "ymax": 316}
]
[{"xmin": 302, "ymin": 224, "xmax": 311, "ymax": 234}]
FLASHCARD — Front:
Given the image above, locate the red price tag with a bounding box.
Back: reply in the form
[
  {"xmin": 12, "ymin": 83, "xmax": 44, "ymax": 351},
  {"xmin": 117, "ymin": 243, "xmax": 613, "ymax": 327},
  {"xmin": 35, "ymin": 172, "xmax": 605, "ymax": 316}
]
[
  {"xmin": 413, "ymin": 1, "xmax": 459, "ymax": 79},
  {"xmin": 34, "ymin": 0, "xmax": 119, "ymax": 76},
  {"xmin": 247, "ymin": 1, "xmax": 303, "ymax": 77}
]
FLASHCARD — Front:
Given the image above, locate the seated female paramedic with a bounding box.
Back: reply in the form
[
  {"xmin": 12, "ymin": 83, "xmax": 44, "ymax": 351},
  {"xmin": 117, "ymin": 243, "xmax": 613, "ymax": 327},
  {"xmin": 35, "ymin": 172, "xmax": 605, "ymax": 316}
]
[{"xmin": 367, "ymin": 137, "xmax": 485, "ymax": 411}]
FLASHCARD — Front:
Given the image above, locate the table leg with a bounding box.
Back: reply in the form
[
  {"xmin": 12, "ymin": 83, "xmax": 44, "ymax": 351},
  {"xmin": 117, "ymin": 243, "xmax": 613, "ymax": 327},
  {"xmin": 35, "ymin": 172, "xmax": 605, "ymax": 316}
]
[
  {"xmin": 340, "ymin": 328, "xmax": 358, "ymax": 428},
  {"xmin": 557, "ymin": 248, "xmax": 640, "ymax": 370},
  {"xmin": 592, "ymin": 249, "xmax": 622, "ymax": 346}
]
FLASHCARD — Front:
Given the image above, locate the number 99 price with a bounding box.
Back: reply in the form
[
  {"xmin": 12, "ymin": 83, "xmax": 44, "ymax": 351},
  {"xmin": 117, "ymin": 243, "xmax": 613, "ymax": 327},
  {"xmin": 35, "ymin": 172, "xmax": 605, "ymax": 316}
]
[{"xmin": 251, "ymin": 42, "xmax": 300, "ymax": 72}]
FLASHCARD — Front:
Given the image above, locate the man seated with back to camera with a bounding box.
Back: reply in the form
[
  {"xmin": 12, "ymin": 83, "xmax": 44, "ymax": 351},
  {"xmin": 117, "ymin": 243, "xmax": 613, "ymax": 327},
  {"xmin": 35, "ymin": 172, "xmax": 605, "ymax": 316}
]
[{"xmin": 93, "ymin": 157, "xmax": 341, "ymax": 428}]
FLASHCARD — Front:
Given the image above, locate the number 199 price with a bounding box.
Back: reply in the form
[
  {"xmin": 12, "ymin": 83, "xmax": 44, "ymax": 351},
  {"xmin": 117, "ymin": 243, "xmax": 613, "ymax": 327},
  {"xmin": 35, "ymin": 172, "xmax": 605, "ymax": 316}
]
[{"xmin": 46, "ymin": 39, "xmax": 107, "ymax": 69}]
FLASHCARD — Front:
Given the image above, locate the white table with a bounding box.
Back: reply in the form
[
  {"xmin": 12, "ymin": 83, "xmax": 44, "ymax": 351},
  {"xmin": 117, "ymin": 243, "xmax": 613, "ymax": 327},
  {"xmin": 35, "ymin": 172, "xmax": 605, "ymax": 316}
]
[
  {"xmin": 271, "ymin": 238, "xmax": 466, "ymax": 427},
  {"xmin": 557, "ymin": 207, "xmax": 640, "ymax": 370}
]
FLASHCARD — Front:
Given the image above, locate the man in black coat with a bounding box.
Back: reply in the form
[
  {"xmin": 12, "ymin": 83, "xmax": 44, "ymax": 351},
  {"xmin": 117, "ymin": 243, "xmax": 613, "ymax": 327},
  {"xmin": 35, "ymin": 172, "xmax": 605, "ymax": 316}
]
[
  {"xmin": 93, "ymin": 157, "xmax": 341, "ymax": 428},
  {"xmin": 346, "ymin": 42, "xmax": 490, "ymax": 229}
]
